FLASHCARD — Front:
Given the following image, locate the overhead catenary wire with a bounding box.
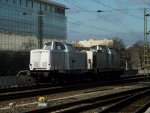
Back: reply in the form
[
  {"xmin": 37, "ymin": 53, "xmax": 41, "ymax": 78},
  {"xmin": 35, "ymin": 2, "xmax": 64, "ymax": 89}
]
[
  {"xmin": 68, "ymin": 18, "xmax": 117, "ymax": 33},
  {"xmin": 91, "ymin": 0, "xmax": 143, "ymax": 20},
  {"xmin": 66, "ymin": 8, "xmax": 148, "ymax": 13},
  {"xmin": 64, "ymin": 0, "xmax": 130, "ymax": 32},
  {"xmin": 64, "ymin": 0, "xmax": 144, "ymax": 33},
  {"xmin": 64, "ymin": 0, "xmax": 144, "ymax": 41}
]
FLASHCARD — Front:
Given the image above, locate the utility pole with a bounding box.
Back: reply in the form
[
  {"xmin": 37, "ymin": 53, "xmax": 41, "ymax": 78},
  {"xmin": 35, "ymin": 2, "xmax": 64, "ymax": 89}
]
[
  {"xmin": 37, "ymin": 10, "xmax": 43, "ymax": 49},
  {"xmin": 144, "ymin": 8, "xmax": 149, "ymax": 80}
]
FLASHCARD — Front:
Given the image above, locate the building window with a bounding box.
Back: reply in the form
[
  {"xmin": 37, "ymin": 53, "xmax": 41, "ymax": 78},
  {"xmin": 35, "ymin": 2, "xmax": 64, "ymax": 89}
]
[
  {"xmin": 19, "ymin": 0, "xmax": 22, "ymax": 5},
  {"xmin": 51, "ymin": 6, "xmax": 55, "ymax": 13},
  {"xmin": 22, "ymin": 0, "xmax": 26, "ymax": 6},
  {"xmin": 55, "ymin": 7, "xmax": 57, "ymax": 14},
  {"xmin": 61, "ymin": 9, "xmax": 65, "ymax": 15},
  {"xmin": 15, "ymin": 0, "xmax": 20, "ymax": 5},
  {"xmin": 31, "ymin": 1, "xmax": 33, "ymax": 8},
  {"xmin": 41, "ymin": 4, "xmax": 45, "ymax": 11},
  {"xmin": 45, "ymin": 5, "xmax": 47, "ymax": 11},
  {"xmin": 49, "ymin": 6, "xmax": 52, "ymax": 13},
  {"xmin": 26, "ymin": 0, "xmax": 32, "ymax": 8},
  {"xmin": 26, "ymin": 0, "xmax": 28, "ymax": 7},
  {"xmin": 55, "ymin": 8, "xmax": 65, "ymax": 15}
]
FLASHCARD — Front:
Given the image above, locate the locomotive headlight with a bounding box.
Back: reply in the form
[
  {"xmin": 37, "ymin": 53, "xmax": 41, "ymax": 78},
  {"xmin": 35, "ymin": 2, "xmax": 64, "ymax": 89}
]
[
  {"xmin": 48, "ymin": 64, "xmax": 51, "ymax": 69},
  {"xmin": 29, "ymin": 64, "xmax": 32, "ymax": 69}
]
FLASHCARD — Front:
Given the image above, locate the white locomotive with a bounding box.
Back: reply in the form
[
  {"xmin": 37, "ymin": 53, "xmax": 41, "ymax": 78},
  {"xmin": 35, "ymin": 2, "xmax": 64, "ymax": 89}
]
[{"xmin": 29, "ymin": 41, "xmax": 123, "ymax": 82}]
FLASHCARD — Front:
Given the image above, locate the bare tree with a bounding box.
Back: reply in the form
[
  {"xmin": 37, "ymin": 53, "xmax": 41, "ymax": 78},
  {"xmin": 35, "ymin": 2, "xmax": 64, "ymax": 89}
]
[
  {"xmin": 112, "ymin": 38, "xmax": 128, "ymax": 69},
  {"xmin": 113, "ymin": 38, "xmax": 125, "ymax": 51},
  {"xmin": 126, "ymin": 40, "xmax": 144, "ymax": 69}
]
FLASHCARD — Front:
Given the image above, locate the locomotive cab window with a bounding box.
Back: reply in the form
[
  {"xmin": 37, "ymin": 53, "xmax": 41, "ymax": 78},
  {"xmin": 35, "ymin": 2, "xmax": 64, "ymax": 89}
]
[
  {"xmin": 91, "ymin": 46, "xmax": 96, "ymax": 50},
  {"xmin": 66, "ymin": 44, "xmax": 74, "ymax": 51},
  {"xmin": 55, "ymin": 42, "xmax": 66, "ymax": 51}
]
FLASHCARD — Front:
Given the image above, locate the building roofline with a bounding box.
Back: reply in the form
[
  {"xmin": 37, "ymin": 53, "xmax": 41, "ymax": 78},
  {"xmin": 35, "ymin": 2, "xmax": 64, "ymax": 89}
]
[{"xmin": 38, "ymin": 0, "xmax": 68, "ymax": 9}]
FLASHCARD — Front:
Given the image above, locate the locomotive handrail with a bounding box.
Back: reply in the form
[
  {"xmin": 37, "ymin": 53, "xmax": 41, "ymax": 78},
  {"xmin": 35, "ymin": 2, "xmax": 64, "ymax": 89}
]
[
  {"xmin": 120, "ymin": 59, "xmax": 128, "ymax": 70},
  {"xmin": 16, "ymin": 70, "xmax": 30, "ymax": 77}
]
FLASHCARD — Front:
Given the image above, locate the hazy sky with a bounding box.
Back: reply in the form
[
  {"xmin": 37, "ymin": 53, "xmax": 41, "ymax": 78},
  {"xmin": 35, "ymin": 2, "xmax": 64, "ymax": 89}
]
[{"xmin": 51, "ymin": 0, "xmax": 150, "ymax": 46}]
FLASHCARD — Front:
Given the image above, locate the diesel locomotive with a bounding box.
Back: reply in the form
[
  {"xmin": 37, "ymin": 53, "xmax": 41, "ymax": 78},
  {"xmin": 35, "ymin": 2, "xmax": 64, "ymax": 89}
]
[{"xmin": 29, "ymin": 41, "xmax": 123, "ymax": 82}]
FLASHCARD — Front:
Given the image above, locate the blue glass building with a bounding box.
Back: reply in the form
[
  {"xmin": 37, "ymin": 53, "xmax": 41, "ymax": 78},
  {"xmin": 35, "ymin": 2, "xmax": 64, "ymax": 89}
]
[{"xmin": 0, "ymin": 0, "xmax": 67, "ymax": 51}]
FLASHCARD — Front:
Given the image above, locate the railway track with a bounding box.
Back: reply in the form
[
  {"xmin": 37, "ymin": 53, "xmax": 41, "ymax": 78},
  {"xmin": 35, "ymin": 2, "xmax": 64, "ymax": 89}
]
[
  {"xmin": 0, "ymin": 74, "xmax": 144, "ymax": 90},
  {"xmin": 6, "ymin": 86, "xmax": 149, "ymax": 113},
  {"xmin": 99, "ymin": 88, "xmax": 150, "ymax": 113},
  {"xmin": 0, "ymin": 82, "xmax": 149, "ymax": 113},
  {"xmin": 0, "ymin": 75, "xmax": 148, "ymax": 113},
  {"xmin": 0, "ymin": 75, "xmax": 144, "ymax": 101}
]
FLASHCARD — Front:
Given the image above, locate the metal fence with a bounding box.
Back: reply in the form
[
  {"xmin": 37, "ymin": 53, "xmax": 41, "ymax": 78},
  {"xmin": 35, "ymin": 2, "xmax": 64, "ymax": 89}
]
[{"xmin": 0, "ymin": 75, "xmax": 35, "ymax": 88}]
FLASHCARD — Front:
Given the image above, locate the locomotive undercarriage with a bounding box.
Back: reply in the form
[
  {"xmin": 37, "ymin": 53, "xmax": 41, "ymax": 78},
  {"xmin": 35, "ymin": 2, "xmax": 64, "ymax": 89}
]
[{"xmin": 30, "ymin": 69, "xmax": 124, "ymax": 83}]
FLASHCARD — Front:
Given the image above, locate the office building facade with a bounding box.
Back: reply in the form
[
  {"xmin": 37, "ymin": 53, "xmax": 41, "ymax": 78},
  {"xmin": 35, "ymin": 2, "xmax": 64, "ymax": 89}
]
[{"xmin": 0, "ymin": 0, "xmax": 67, "ymax": 51}]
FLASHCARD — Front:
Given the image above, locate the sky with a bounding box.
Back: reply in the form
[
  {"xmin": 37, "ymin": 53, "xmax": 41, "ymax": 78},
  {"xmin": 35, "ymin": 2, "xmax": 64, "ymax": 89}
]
[{"xmin": 51, "ymin": 0, "xmax": 150, "ymax": 46}]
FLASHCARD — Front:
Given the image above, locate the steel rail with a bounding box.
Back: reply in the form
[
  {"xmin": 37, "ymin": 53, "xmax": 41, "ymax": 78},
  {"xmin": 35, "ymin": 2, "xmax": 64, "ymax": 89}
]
[
  {"xmin": 21, "ymin": 86, "xmax": 150, "ymax": 113},
  {"xmin": 0, "ymin": 76, "xmax": 144, "ymax": 101},
  {"xmin": 0, "ymin": 75, "xmax": 144, "ymax": 94},
  {"xmin": 134, "ymin": 101, "xmax": 150, "ymax": 113},
  {"xmin": 99, "ymin": 88, "xmax": 150, "ymax": 113},
  {"xmin": 23, "ymin": 95, "xmax": 130, "ymax": 113}
]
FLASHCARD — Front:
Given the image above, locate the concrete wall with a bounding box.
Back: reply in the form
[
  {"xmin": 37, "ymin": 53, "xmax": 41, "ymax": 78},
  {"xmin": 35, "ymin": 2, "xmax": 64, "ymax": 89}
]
[{"xmin": 0, "ymin": 31, "xmax": 38, "ymax": 51}]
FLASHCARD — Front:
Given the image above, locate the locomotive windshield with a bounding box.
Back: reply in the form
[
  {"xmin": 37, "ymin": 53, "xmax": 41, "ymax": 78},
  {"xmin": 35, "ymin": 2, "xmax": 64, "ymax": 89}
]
[
  {"xmin": 91, "ymin": 45, "xmax": 108, "ymax": 52},
  {"xmin": 91, "ymin": 46, "xmax": 97, "ymax": 50},
  {"xmin": 66, "ymin": 44, "xmax": 75, "ymax": 51},
  {"xmin": 55, "ymin": 42, "xmax": 66, "ymax": 50}
]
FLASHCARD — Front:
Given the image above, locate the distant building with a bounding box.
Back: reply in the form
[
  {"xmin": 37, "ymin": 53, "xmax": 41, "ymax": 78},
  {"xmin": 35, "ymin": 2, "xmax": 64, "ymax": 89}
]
[
  {"xmin": 0, "ymin": 0, "xmax": 67, "ymax": 51},
  {"xmin": 72, "ymin": 39, "xmax": 114, "ymax": 47}
]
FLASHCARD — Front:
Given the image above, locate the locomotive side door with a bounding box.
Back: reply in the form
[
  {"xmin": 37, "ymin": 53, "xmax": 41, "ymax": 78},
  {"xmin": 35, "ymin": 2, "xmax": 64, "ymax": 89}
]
[{"xmin": 52, "ymin": 42, "xmax": 66, "ymax": 70}]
